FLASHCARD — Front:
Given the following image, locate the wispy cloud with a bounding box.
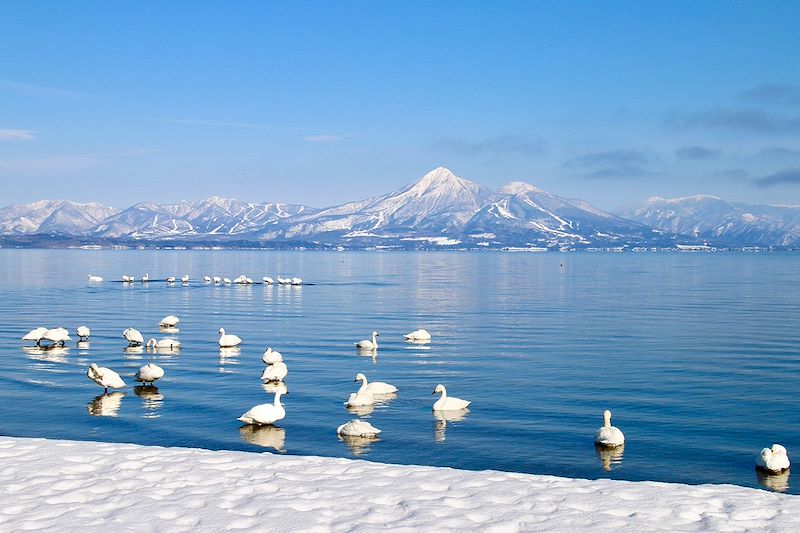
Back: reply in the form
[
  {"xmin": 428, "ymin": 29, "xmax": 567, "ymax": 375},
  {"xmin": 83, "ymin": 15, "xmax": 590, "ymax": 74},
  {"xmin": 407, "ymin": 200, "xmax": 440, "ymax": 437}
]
[
  {"xmin": 0, "ymin": 80, "xmax": 99, "ymax": 100},
  {"xmin": 302, "ymin": 134, "xmax": 343, "ymax": 143},
  {"xmin": 432, "ymin": 134, "xmax": 546, "ymax": 157},
  {"xmin": 759, "ymin": 146, "xmax": 800, "ymax": 158},
  {"xmin": 675, "ymin": 146, "xmax": 721, "ymax": 160},
  {"xmin": 563, "ymin": 149, "xmax": 656, "ymax": 179},
  {"xmin": 0, "ymin": 129, "xmax": 35, "ymax": 142},
  {"xmin": 666, "ymin": 108, "xmax": 800, "ymax": 135},
  {"xmin": 0, "ymin": 150, "xmax": 148, "ymax": 176},
  {"xmin": 753, "ymin": 167, "xmax": 800, "ymax": 187},
  {"xmin": 741, "ymin": 83, "xmax": 800, "ymax": 106}
]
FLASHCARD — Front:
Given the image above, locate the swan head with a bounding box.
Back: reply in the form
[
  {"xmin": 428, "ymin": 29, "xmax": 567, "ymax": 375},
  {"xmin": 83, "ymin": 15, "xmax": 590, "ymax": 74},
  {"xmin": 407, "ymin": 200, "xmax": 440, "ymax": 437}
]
[
  {"xmin": 772, "ymin": 444, "xmax": 788, "ymax": 456},
  {"xmin": 146, "ymin": 338, "xmax": 156, "ymax": 347},
  {"xmin": 433, "ymin": 384, "xmax": 445, "ymax": 395},
  {"xmin": 354, "ymin": 372, "xmax": 367, "ymax": 383},
  {"xmin": 89, "ymin": 363, "xmax": 99, "ymax": 371},
  {"xmin": 603, "ymin": 409, "xmax": 613, "ymax": 427},
  {"xmin": 218, "ymin": 328, "xmax": 225, "ymax": 335},
  {"xmin": 372, "ymin": 331, "xmax": 379, "ymax": 337}
]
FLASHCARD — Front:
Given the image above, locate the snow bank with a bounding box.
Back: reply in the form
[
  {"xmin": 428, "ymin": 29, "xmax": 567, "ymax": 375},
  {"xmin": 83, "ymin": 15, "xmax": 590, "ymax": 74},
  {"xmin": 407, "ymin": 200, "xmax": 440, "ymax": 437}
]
[{"xmin": 0, "ymin": 436, "xmax": 797, "ymax": 532}]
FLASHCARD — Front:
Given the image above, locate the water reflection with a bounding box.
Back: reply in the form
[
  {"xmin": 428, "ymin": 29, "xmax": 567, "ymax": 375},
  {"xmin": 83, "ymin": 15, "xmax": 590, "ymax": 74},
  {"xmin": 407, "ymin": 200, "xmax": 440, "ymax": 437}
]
[
  {"xmin": 405, "ymin": 339, "xmax": 431, "ymax": 346},
  {"xmin": 87, "ymin": 392, "xmax": 125, "ymax": 417},
  {"xmin": 756, "ymin": 467, "xmax": 791, "ymax": 493},
  {"xmin": 219, "ymin": 347, "xmax": 241, "ymax": 373},
  {"xmin": 124, "ymin": 346, "xmax": 144, "ymax": 359},
  {"xmin": 147, "ymin": 344, "xmax": 181, "ymax": 355},
  {"xmin": 76, "ymin": 341, "xmax": 91, "ymax": 350},
  {"xmin": 595, "ymin": 443, "xmax": 625, "ymax": 472},
  {"xmin": 338, "ymin": 434, "xmax": 379, "ymax": 456},
  {"xmin": 159, "ymin": 326, "xmax": 179, "ymax": 334},
  {"xmin": 261, "ymin": 381, "xmax": 288, "ymax": 395},
  {"xmin": 433, "ymin": 409, "xmax": 469, "ymax": 444},
  {"xmin": 346, "ymin": 404, "xmax": 375, "ymax": 417},
  {"xmin": 23, "ymin": 345, "xmax": 69, "ymax": 363},
  {"xmin": 134, "ymin": 385, "xmax": 164, "ymax": 418},
  {"xmin": 239, "ymin": 425, "xmax": 286, "ymax": 452}
]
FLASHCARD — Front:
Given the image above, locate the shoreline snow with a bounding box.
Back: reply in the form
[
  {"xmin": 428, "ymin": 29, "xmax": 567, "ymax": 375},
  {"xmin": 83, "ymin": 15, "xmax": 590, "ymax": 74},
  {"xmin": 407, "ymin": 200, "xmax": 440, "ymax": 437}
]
[{"xmin": 0, "ymin": 436, "xmax": 797, "ymax": 532}]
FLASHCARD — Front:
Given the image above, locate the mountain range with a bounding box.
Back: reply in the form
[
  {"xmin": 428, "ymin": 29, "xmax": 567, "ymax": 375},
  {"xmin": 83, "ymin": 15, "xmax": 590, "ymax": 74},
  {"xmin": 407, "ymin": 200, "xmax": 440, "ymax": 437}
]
[{"xmin": 1, "ymin": 167, "xmax": 797, "ymax": 249}]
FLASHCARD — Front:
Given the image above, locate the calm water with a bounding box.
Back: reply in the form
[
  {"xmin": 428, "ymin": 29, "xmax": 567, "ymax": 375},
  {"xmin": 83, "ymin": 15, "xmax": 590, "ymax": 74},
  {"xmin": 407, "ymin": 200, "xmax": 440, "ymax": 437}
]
[{"xmin": 0, "ymin": 249, "xmax": 798, "ymax": 493}]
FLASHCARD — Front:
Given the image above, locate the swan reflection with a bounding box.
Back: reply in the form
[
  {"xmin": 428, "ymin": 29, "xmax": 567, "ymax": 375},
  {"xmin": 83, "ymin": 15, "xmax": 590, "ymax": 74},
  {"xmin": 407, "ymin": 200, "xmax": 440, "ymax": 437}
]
[
  {"xmin": 346, "ymin": 404, "xmax": 375, "ymax": 417},
  {"xmin": 24, "ymin": 345, "xmax": 69, "ymax": 363},
  {"xmin": 433, "ymin": 409, "xmax": 469, "ymax": 443},
  {"xmin": 239, "ymin": 425, "xmax": 286, "ymax": 452},
  {"xmin": 338, "ymin": 434, "xmax": 379, "ymax": 456},
  {"xmin": 87, "ymin": 392, "xmax": 125, "ymax": 417},
  {"xmin": 261, "ymin": 381, "xmax": 288, "ymax": 395},
  {"xmin": 159, "ymin": 326, "xmax": 179, "ymax": 334},
  {"xmin": 219, "ymin": 347, "xmax": 241, "ymax": 373},
  {"xmin": 124, "ymin": 346, "xmax": 144, "ymax": 358},
  {"xmin": 76, "ymin": 341, "xmax": 91, "ymax": 350},
  {"xmin": 756, "ymin": 467, "xmax": 790, "ymax": 493},
  {"xmin": 134, "ymin": 385, "xmax": 164, "ymax": 418},
  {"xmin": 595, "ymin": 443, "xmax": 625, "ymax": 472}
]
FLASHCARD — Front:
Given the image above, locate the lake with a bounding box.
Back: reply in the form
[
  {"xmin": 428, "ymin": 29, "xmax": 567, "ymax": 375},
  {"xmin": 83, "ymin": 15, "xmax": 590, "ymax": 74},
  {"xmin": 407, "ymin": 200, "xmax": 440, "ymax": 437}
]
[{"xmin": 0, "ymin": 249, "xmax": 797, "ymax": 493}]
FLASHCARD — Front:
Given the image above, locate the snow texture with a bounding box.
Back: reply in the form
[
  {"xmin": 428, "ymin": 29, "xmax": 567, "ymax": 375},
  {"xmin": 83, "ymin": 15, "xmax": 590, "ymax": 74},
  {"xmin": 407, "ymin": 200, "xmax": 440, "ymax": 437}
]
[{"xmin": 0, "ymin": 436, "xmax": 798, "ymax": 532}]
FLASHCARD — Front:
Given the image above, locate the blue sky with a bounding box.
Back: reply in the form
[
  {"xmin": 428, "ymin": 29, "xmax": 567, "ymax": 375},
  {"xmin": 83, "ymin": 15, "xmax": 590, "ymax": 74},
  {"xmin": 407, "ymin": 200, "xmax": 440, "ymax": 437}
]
[{"xmin": 1, "ymin": 1, "xmax": 799, "ymax": 210}]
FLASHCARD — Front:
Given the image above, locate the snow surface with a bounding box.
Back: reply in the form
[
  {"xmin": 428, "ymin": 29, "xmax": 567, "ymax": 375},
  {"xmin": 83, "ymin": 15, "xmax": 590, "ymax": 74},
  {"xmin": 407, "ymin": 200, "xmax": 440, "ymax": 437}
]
[{"xmin": 0, "ymin": 436, "xmax": 798, "ymax": 532}]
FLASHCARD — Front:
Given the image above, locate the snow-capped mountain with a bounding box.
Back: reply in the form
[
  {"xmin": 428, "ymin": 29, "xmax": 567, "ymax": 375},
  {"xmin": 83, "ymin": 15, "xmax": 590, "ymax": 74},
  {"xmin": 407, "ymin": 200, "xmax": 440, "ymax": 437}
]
[
  {"xmin": 0, "ymin": 200, "xmax": 119, "ymax": 235},
  {"xmin": 462, "ymin": 182, "xmax": 666, "ymax": 247},
  {"xmin": 617, "ymin": 196, "xmax": 800, "ymax": 247},
  {"xmin": 265, "ymin": 167, "xmax": 495, "ymax": 241},
  {"xmin": 90, "ymin": 197, "xmax": 312, "ymax": 239}
]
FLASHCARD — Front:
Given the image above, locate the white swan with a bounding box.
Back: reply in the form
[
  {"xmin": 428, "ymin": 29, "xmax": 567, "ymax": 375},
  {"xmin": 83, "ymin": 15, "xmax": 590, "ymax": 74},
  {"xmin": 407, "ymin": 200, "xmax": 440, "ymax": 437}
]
[
  {"xmin": 756, "ymin": 444, "xmax": 791, "ymax": 473},
  {"xmin": 42, "ymin": 327, "xmax": 70, "ymax": 346},
  {"xmin": 218, "ymin": 328, "xmax": 242, "ymax": 347},
  {"xmin": 432, "ymin": 384, "xmax": 470, "ymax": 411},
  {"xmin": 213, "ymin": 276, "xmax": 222, "ymax": 284},
  {"xmin": 594, "ymin": 409, "xmax": 625, "ymax": 447},
  {"xmin": 159, "ymin": 315, "xmax": 180, "ymax": 327},
  {"xmin": 87, "ymin": 363, "xmax": 126, "ymax": 393},
  {"xmin": 404, "ymin": 329, "xmax": 431, "ymax": 341},
  {"xmin": 135, "ymin": 363, "xmax": 165, "ymax": 385},
  {"xmin": 141, "ymin": 273, "xmax": 149, "ymax": 282},
  {"xmin": 354, "ymin": 372, "xmax": 397, "ymax": 395},
  {"xmin": 123, "ymin": 327, "xmax": 144, "ymax": 346},
  {"xmin": 238, "ymin": 389, "xmax": 287, "ymax": 425},
  {"xmin": 262, "ymin": 276, "xmax": 274, "ymax": 284},
  {"xmin": 345, "ymin": 385, "xmax": 375, "ymax": 407},
  {"xmin": 290, "ymin": 277, "xmax": 303, "ymax": 285},
  {"xmin": 337, "ymin": 419, "xmax": 381, "ymax": 437},
  {"xmin": 122, "ymin": 275, "xmax": 134, "ymax": 282},
  {"xmin": 223, "ymin": 277, "xmax": 232, "ymax": 285},
  {"xmin": 87, "ymin": 275, "xmax": 103, "ymax": 282},
  {"xmin": 22, "ymin": 327, "xmax": 48, "ymax": 345},
  {"xmin": 261, "ymin": 362, "xmax": 288, "ymax": 382},
  {"xmin": 76, "ymin": 325, "xmax": 91, "ymax": 340},
  {"xmin": 203, "ymin": 275, "xmax": 212, "ymax": 283},
  {"xmin": 147, "ymin": 337, "xmax": 181, "ymax": 349},
  {"xmin": 262, "ymin": 347, "xmax": 283, "ymax": 365},
  {"xmin": 180, "ymin": 274, "xmax": 189, "ymax": 283},
  {"xmin": 166, "ymin": 276, "xmax": 176, "ymax": 283},
  {"xmin": 355, "ymin": 331, "xmax": 379, "ymax": 350}
]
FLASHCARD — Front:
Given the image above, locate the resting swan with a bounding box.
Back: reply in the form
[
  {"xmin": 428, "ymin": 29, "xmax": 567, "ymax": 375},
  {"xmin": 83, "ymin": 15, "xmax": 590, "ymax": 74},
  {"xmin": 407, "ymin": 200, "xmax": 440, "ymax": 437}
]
[
  {"xmin": 432, "ymin": 384, "xmax": 470, "ymax": 411},
  {"xmin": 135, "ymin": 363, "xmax": 165, "ymax": 385},
  {"xmin": 123, "ymin": 327, "xmax": 144, "ymax": 346},
  {"xmin": 354, "ymin": 372, "xmax": 397, "ymax": 395},
  {"xmin": 262, "ymin": 347, "xmax": 283, "ymax": 365},
  {"xmin": 261, "ymin": 362, "xmax": 288, "ymax": 382},
  {"xmin": 756, "ymin": 444, "xmax": 791, "ymax": 473},
  {"xmin": 76, "ymin": 325, "xmax": 91, "ymax": 340},
  {"xmin": 337, "ymin": 419, "xmax": 381, "ymax": 437},
  {"xmin": 87, "ymin": 363, "xmax": 126, "ymax": 393},
  {"xmin": 594, "ymin": 409, "xmax": 625, "ymax": 447},
  {"xmin": 238, "ymin": 390, "xmax": 287, "ymax": 425},
  {"xmin": 147, "ymin": 337, "xmax": 181, "ymax": 349},
  {"xmin": 42, "ymin": 327, "xmax": 70, "ymax": 346},
  {"xmin": 218, "ymin": 328, "xmax": 242, "ymax": 347},
  {"xmin": 355, "ymin": 331, "xmax": 379, "ymax": 350},
  {"xmin": 159, "ymin": 315, "xmax": 180, "ymax": 327},
  {"xmin": 22, "ymin": 327, "xmax": 48, "ymax": 345},
  {"xmin": 404, "ymin": 329, "xmax": 431, "ymax": 341}
]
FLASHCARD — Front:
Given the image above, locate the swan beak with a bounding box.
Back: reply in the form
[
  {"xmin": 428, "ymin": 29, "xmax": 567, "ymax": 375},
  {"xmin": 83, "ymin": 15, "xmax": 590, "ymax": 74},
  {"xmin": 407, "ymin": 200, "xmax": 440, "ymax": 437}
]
[
  {"xmin": 353, "ymin": 378, "xmax": 358, "ymax": 383},
  {"xmin": 432, "ymin": 389, "xmax": 436, "ymax": 395}
]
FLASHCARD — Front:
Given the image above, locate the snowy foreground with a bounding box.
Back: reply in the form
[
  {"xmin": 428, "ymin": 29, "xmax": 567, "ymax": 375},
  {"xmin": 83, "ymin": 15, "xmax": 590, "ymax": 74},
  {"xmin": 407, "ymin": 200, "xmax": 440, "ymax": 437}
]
[{"xmin": 1, "ymin": 436, "xmax": 798, "ymax": 532}]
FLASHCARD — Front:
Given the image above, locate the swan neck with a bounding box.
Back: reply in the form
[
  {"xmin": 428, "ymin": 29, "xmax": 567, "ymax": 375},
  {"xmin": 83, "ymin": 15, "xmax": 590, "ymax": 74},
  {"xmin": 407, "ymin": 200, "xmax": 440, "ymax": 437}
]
[
  {"xmin": 274, "ymin": 391, "xmax": 284, "ymax": 406},
  {"xmin": 372, "ymin": 333, "xmax": 378, "ymax": 348},
  {"xmin": 603, "ymin": 410, "xmax": 612, "ymax": 428},
  {"xmin": 439, "ymin": 387, "xmax": 447, "ymax": 400},
  {"xmin": 357, "ymin": 376, "xmax": 368, "ymax": 392}
]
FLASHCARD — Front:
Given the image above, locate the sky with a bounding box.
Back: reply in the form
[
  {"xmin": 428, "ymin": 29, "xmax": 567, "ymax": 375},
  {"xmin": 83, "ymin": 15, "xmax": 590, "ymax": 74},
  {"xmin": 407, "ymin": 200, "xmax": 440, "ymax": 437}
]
[{"xmin": 1, "ymin": 1, "xmax": 799, "ymax": 211}]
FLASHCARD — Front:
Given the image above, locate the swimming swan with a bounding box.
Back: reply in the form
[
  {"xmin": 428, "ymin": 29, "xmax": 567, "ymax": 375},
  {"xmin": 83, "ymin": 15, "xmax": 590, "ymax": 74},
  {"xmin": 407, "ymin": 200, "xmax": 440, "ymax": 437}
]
[
  {"xmin": 135, "ymin": 363, "xmax": 165, "ymax": 385},
  {"xmin": 123, "ymin": 327, "xmax": 144, "ymax": 346},
  {"xmin": 218, "ymin": 328, "xmax": 242, "ymax": 347},
  {"xmin": 87, "ymin": 363, "xmax": 126, "ymax": 393},
  {"xmin": 159, "ymin": 315, "xmax": 180, "ymax": 327},
  {"xmin": 756, "ymin": 444, "xmax": 791, "ymax": 473},
  {"xmin": 76, "ymin": 325, "xmax": 91, "ymax": 340},
  {"xmin": 262, "ymin": 347, "xmax": 283, "ymax": 365},
  {"xmin": 88, "ymin": 275, "xmax": 103, "ymax": 282},
  {"xmin": 354, "ymin": 372, "xmax": 397, "ymax": 395},
  {"xmin": 594, "ymin": 409, "xmax": 625, "ymax": 447},
  {"xmin": 404, "ymin": 329, "xmax": 431, "ymax": 341},
  {"xmin": 345, "ymin": 382, "xmax": 375, "ymax": 407},
  {"xmin": 261, "ymin": 362, "xmax": 288, "ymax": 382},
  {"xmin": 337, "ymin": 419, "xmax": 381, "ymax": 437},
  {"xmin": 238, "ymin": 389, "xmax": 287, "ymax": 426},
  {"xmin": 355, "ymin": 331, "xmax": 379, "ymax": 350},
  {"xmin": 432, "ymin": 384, "xmax": 470, "ymax": 411},
  {"xmin": 147, "ymin": 337, "xmax": 181, "ymax": 349}
]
